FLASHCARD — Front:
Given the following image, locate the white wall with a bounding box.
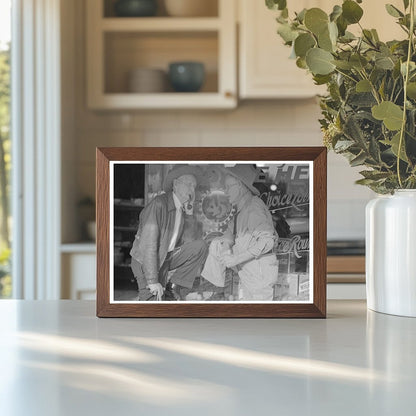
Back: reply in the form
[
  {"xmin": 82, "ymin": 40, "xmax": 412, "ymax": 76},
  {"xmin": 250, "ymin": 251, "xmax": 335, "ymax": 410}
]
[{"xmin": 61, "ymin": 0, "xmax": 375, "ymax": 243}]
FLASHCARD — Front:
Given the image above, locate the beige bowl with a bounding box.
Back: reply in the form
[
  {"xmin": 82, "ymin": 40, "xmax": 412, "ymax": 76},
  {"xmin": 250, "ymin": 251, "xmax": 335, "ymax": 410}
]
[
  {"xmin": 164, "ymin": 0, "xmax": 218, "ymax": 17},
  {"xmin": 128, "ymin": 68, "xmax": 167, "ymax": 93}
]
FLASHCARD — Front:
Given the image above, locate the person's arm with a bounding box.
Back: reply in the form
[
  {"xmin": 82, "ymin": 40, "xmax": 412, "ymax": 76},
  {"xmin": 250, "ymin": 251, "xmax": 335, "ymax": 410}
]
[
  {"xmin": 137, "ymin": 198, "xmax": 163, "ymax": 286},
  {"xmin": 221, "ymin": 210, "xmax": 275, "ymax": 267}
]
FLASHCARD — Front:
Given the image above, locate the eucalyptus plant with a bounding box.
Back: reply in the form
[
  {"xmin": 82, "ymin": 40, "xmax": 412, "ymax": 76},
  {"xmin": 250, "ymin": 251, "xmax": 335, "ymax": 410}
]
[{"xmin": 266, "ymin": 0, "xmax": 416, "ymax": 193}]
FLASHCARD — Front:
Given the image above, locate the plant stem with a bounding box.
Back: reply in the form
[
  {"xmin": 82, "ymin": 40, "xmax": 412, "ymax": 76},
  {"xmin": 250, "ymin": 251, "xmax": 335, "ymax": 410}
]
[
  {"xmin": 397, "ymin": 0, "xmax": 415, "ymax": 188},
  {"xmin": 334, "ymin": 68, "xmax": 358, "ymax": 84}
]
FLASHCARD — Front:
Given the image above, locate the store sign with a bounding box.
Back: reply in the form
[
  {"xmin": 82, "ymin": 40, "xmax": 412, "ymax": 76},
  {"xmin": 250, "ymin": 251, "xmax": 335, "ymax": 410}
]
[
  {"xmin": 260, "ymin": 191, "xmax": 309, "ymax": 212},
  {"xmin": 276, "ymin": 235, "xmax": 309, "ymax": 259}
]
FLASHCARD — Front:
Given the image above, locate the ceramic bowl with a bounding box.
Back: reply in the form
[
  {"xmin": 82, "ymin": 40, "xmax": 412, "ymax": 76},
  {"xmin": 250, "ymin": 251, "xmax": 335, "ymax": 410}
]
[
  {"xmin": 168, "ymin": 61, "xmax": 205, "ymax": 92},
  {"xmin": 128, "ymin": 68, "xmax": 167, "ymax": 93},
  {"xmin": 114, "ymin": 0, "xmax": 158, "ymax": 17}
]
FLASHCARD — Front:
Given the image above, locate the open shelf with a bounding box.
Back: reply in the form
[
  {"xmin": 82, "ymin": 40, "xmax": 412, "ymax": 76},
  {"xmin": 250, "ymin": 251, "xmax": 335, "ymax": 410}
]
[
  {"xmin": 101, "ymin": 17, "xmax": 221, "ymax": 31},
  {"xmin": 104, "ymin": 31, "xmax": 219, "ymax": 94},
  {"xmin": 86, "ymin": 0, "xmax": 236, "ymax": 109}
]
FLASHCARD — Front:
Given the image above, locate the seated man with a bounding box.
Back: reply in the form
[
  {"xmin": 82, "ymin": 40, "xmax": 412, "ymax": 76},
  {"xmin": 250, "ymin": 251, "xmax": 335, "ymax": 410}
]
[{"xmin": 130, "ymin": 165, "xmax": 208, "ymax": 301}]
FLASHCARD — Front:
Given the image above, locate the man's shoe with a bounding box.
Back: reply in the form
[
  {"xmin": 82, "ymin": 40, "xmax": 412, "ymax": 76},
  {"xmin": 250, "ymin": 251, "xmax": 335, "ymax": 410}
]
[{"xmin": 163, "ymin": 282, "xmax": 179, "ymax": 301}]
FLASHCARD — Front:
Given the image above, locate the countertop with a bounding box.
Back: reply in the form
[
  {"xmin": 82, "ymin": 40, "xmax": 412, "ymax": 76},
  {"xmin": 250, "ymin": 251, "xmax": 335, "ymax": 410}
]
[{"xmin": 0, "ymin": 300, "xmax": 415, "ymax": 415}]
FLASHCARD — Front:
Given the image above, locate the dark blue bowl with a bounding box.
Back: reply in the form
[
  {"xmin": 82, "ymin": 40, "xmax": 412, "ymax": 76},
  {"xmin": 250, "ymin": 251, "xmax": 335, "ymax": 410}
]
[
  {"xmin": 114, "ymin": 0, "xmax": 157, "ymax": 17},
  {"xmin": 168, "ymin": 62, "xmax": 205, "ymax": 92}
]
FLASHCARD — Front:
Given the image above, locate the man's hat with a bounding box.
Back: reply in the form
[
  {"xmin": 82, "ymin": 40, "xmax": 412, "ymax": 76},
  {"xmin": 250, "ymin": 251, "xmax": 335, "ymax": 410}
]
[
  {"xmin": 163, "ymin": 165, "xmax": 203, "ymax": 192},
  {"xmin": 225, "ymin": 164, "xmax": 260, "ymax": 196}
]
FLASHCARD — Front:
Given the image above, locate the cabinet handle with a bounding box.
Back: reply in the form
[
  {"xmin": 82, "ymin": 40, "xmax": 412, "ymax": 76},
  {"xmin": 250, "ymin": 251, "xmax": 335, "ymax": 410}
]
[{"xmin": 224, "ymin": 91, "xmax": 234, "ymax": 99}]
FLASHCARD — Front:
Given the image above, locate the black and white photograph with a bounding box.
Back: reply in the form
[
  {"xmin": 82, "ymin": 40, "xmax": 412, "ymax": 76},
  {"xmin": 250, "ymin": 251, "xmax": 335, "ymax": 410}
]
[{"xmin": 110, "ymin": 161, "xmax": 312, "ymax": 303}]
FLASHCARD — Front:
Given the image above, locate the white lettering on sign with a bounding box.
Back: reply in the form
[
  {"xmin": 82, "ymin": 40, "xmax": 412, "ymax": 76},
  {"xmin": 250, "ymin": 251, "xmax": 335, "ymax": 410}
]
[
  {"xmin": 273, "ymin": 165, "xmax": 309, "ymax": 181},
  {"xmin": 276, "ymin": 235, "xmax": 309, "ymax": 259},
  {"xmin": 260, "ymin": 191, "xmax": 309, "ymax": 212}
]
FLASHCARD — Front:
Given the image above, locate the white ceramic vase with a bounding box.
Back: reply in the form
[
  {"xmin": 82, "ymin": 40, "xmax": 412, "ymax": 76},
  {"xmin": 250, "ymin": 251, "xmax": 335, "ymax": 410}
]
[{"xmin": 366, "ymin": 190, "xmax": 416, "ymax": 317}]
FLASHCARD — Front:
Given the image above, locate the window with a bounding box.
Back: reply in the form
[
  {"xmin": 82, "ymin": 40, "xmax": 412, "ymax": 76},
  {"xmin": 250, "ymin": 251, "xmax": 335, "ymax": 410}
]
[{"xmin": 0, "ymin": 0, "xmax": 11, "ymax": 298}]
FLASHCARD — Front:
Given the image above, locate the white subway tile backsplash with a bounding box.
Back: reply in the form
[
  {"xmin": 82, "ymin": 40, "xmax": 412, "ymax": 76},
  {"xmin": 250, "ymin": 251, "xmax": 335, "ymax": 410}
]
[
  {"xmin": 143, "ymin": 130, "xmax": 200, "ymax": 147},
  {"xmin": 199, "ymin": 129, "xmax": 256, "ymax": 146},
  {"xmin": 178, "ymin": 111, "xmax": 227, "ymax": 130},
  {"xmin": 328, "ymin": 199, "xmax": 369, "ymax": 240},
  {"xmin": 132, "ymin": 112, "xmax": 180, "ymax": 130},
  {"xmin": 73, "ymin": 101, "xmax": 374, "ymax": 239}
]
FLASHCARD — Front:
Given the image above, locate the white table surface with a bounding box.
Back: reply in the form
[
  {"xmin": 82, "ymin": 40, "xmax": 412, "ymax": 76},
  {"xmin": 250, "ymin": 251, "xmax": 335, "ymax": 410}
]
[{"xmin": 0, "ymin": 300, "xmax": 415, "ymax": 416}]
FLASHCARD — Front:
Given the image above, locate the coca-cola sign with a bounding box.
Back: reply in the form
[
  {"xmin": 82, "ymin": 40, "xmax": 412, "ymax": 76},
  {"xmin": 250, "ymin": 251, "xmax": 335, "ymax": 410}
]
[{"xmin": 276, "ymin": 235, "xmax": 309, "ymax": 259}]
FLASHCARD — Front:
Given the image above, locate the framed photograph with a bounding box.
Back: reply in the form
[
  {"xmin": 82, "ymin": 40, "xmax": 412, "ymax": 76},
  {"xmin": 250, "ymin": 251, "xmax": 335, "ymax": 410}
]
[{"xmin": 96, "ymin": 147, "xmax": 327, "ymax": 318}]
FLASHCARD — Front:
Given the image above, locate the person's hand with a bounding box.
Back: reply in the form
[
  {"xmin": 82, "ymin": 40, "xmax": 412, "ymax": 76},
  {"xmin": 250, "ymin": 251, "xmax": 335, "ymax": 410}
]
[
  {"xmin": 221, "ymin": 253, "xmax": 240, "ymax": 268},
  {"xmin": 148, "ymin": 283, "xmax": 164, "ymax": 301}
]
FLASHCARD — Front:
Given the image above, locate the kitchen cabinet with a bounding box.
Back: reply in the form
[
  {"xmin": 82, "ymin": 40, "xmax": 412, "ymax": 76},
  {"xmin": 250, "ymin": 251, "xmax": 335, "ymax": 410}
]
[
  {"xmin": 61, "ymin": 245, "xmax": 96, "ymax": 300},
  {"xmin": 86, "ymin": 0, "xmax": 237, "ymax": 109},
  {"xmin": 238, "ymin": 0, "xmax": 404, "ymax": 99},
  {"xmin": 238, "ymin": 0, "xmax": 325, "ymax": 99}
]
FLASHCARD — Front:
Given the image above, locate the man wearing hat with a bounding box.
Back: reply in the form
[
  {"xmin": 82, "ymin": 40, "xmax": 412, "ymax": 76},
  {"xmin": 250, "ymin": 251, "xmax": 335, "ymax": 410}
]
[
  {"xmin": 130, "ymin": 165, "xmax": 208, "ymax": 301},
  {"xmin": 213, "ymin": 165, "xmax": 279, "ymax": 300}
]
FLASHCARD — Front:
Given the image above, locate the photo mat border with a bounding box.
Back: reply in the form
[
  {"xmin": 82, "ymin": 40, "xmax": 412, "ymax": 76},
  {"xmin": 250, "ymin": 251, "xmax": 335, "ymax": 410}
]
[{"xmin": 109, "ymin": 160, "xmax": 314, "ymax": 305}]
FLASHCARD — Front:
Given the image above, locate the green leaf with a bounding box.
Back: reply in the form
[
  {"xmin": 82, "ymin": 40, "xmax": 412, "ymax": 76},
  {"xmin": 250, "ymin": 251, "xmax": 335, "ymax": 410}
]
[
  {"xmin": 277, "ymin": 23, "xmax": 298, "ymax": 43},
  {"xmin": 336, "ymin": 15, "xmax": 348, "ymax": 36},
  {"xmin": 375, "ymin": 55, "xmax": 395, "ymax": 70},
  {"xmin": 333, "ymin": 60, "xmax": 352, "ymax": 70},
  {"xmin": 318, "ymin": 27, "xmax": 334, "ymax": 52},
  {"xmin": 385, "ymin": 4, "xmax": 404, "ymax": 18},
  {"xmin": 343, "ymin": 114, "xmax": 367, "ymax": 147},
  {"xmin": 296, "ymin": 57, "xmax": 308, "ymax": 69},
  {"xmin": 388, "ymin": 132, "xmax": 409, "ymax": 162},
  {"xmin": 342, "ymin": 0, "xmax": 364, "ymax": 24},
  {"xmin": 329, "ymin": 4, "xmax": 342, "ymax": 22},
  {"xmin": 362, "ymin": 29, "xmax": 376, "ymax": 46},
  {"xmin": 296, "ymin": 8, "xmax": 307, "ymax": 23},
  {"xmin": 330, "ymin": 5, "xmax": 342, "ymax": 22},
  {"xmin": 369, "ymin": 136, "xmax": 382, "ymax": 163},
  {"xmin": 294, "ymin": 33, "xmax": 316, "ymax": 58},
  {"xmin": 313, "ymin": 74, "xmax": 332, "ymax": 85},
  {"xmin": 306, "ymin": 48, "xmax": 335, "ymax": 75},
  {"xmin": 360, "ymin": 170, "xmax": 391, "ymax": 180},
  {"xmin": 371, "ymin": 29, "xmax": 380, "ymax": 42},
  {"xmin": 339, "ymin": 31, "xmax": 356, "ymax": 43},
  {"xmin": 356, "ymin": 79, "xmax": 372, "ymax": 92},
  {"xmin": 334, "ymin": 139, "xmax": 355, "ymax": 151},
  {"xmin": 372, "ymin": 101, "xmax": 404, "ymax": 130},
  {"xmin": 350, "ymin": 54, "xmax": 368, "ymax": 70},
  {"xmin": 407, "ymin": 82, "xmax": 416, "ymax": 99},
  {"xmin": 355, "ymin": 178, "xmax": 378, "ymax": 186},
  {"xmin": 350, "ymin": 151, "xmax": 368, "ymax": 167},
  {"xmin": 266, "ymin": 0, "xmax": 287, "ymax": 11},
  {"xmin": 403, "ymin": 0, "xmax": 409, "ymax": 10},
  {"xmin": 401, "ymin": 61, "xmax": 416, "ymax": 76},
  {"xmin": 328, "ymin": 21, "xmax": 338, "ymax": 44},
  {"xmin": 304, "ymin": 8, "xmax": 329, "ymax": 35}
]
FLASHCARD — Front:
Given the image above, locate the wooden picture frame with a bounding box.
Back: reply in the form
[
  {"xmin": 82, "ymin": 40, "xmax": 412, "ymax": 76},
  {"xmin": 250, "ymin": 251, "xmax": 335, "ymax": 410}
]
[{"xmin": 96, "ymin": 147, "xmax": 327, "ymax": 318}]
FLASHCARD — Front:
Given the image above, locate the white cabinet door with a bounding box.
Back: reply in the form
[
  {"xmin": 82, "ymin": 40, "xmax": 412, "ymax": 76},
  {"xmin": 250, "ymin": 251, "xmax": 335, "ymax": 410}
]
[
  {"xmin": 238, "ymin": 0, "xmax": 403, "ymax": 99},
  {"xmin": 239, "ymin": 0, "xmax": 326, "ymax": 99},
  {"xmin": 62, "ymin": 253, "xmax": 96, "ymax": 300}
]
